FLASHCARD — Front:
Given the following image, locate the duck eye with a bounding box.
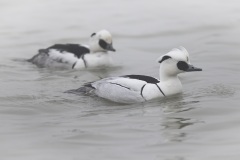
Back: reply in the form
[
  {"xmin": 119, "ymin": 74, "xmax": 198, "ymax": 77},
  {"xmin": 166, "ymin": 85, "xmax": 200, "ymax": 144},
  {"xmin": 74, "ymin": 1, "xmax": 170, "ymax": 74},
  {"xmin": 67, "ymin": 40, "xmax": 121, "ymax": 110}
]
[
  {"xmin": 91, "ymin": 33, "xmax": 96, "ymax": 37},
  {"xmin": 177, "ymin": 61, "xmax": 189, "ymax": 71},
  {"xmin": 159, "ymin": 55, "xmax": 171, "ymax": 63},
  {"xmin": 99, "ymin": 39, "xmax": 108, "ymax": 49}
]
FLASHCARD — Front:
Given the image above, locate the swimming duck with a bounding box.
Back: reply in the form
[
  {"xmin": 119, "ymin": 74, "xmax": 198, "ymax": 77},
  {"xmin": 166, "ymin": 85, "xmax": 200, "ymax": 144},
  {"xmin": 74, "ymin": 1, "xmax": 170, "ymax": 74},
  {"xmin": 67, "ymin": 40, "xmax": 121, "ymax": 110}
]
[
  {"xmin": 28, "ymin": 30, "xmax": 116, "ymax": 69},
  {"xmin": 66, "ymin": 47, "xmax": 202, "ymax": 103}
]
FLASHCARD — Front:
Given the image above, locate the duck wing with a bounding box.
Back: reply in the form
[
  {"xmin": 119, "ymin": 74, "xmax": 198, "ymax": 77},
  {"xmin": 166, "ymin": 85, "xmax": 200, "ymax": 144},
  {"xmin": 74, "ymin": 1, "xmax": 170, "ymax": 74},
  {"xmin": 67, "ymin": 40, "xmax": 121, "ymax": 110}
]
[
  {"xmin": 89, "ymin": 75, "xmax": 159, "ymax": 103},
  {"xmin": 29, "ymin": 44, "xmax": 90, "ymax": 67},
  {"xmin": 47, "ymin": 44, "xmax": 90, "ymax": 58}
]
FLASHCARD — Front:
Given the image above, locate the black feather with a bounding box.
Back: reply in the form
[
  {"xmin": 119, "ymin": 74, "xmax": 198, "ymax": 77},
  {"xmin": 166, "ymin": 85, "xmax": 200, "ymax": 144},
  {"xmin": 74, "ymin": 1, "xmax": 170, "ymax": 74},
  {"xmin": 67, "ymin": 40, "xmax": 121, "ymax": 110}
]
[
  {"xmin": 47, "ymin": 44, "xmax": 90, "ymax": 58},
  {"xmin": 99, "ymin": 39, "xmax": 108, "ymax": 50},
  {"xmin": 122, "ymin": 75, "xmax": 159, "ymax": 84},
  {"xmin": 91, "ymin": 33, "xmax": 96, "ymax": 37},
  {"xmin": 159, "ymin": 55, "xmax": 171, "ymax": 63},
  {"xmin": 177, "ymin": 61, "xmax": 189, "ymax": 71}
]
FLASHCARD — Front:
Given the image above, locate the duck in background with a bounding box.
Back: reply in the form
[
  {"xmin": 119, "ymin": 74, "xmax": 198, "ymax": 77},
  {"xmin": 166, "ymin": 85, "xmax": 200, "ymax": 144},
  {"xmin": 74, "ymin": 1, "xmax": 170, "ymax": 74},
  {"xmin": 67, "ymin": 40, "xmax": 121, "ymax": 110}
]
[{"xmin": 28, "ymin": 30, "xmax": 116, "ymax": 69}]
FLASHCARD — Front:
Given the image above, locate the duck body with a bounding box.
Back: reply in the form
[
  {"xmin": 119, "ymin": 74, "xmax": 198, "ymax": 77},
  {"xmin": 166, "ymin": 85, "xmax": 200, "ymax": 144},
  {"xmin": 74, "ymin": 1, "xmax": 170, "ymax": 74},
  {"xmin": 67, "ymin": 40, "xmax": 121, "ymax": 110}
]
[
  {"xmin": 67, "ymin": 74, "xmax": 182, "ymax": 104},
  {"xmin": 29, "ymin": 44, "xmax": 89, "ymax": 69}
]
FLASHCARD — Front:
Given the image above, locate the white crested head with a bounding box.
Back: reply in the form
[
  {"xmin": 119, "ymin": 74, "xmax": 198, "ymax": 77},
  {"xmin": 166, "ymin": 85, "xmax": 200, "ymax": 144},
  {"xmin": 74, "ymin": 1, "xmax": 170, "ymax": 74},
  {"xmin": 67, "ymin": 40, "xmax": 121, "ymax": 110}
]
[
  {"xmin": 158, "ymin": 47, "xmax": 202, "ymax": 80},
  {"xmin": 160, "ymin": 46, "xmax": 190, "ymax": 64},
  {"xmin": 89, "ymin": 30, "xmax": 116, "ymax": 53}
]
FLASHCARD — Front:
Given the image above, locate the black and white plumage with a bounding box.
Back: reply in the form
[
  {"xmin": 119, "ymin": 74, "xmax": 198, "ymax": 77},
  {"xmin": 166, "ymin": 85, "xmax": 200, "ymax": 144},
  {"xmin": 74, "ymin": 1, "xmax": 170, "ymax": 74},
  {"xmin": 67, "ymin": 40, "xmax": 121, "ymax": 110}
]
[
  {"xmin": 28, "ymin": 30, "xmax": 116, "ymax": 69},
  {"xmin": 66, "ymin": 47, "xmax": 202, "ymax": 104}
]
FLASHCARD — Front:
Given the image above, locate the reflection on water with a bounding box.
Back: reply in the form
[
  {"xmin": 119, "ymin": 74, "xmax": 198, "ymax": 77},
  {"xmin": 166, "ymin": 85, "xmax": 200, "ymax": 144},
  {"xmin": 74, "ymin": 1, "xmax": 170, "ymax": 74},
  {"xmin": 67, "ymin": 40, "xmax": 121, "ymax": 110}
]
[
  {"xmin": 159, "ymin": 97, "xmax": 201, "ymax": 142},
  {"xmin": 162, "ymin": 117, "xmax": 198, "ymax": 142},
  {"xmin": 163, "ymin": 117, "xmax": 195, "ymax": 130}
]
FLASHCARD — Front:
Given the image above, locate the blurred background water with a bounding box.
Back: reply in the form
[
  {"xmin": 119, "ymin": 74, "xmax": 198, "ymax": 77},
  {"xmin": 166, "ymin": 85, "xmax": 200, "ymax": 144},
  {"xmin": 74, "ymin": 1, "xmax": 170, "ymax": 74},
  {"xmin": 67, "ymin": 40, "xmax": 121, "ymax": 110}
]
[{"xmin": 0, "ymin": 0, "xmax": 240, "ymax": 160}]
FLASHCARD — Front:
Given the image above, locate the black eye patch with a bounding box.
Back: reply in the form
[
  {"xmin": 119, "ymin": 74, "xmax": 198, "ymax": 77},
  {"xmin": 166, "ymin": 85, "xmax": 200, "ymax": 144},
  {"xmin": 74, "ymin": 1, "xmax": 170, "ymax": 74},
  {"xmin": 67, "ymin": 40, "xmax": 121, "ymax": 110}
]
[
  {"xmin": 99, "ymin": 39, "xmax": 108, "ymax": 49},
  {"xmin": 159, "ymin": 55, "xmax": 171, "ymax": 63},
  {"xmin": 91, "ymin": 33, "xmax": 96, "ymax": 37},
  {"xmin": 177, "ymin": 61, "xmax": 189, "ymax": 71}
]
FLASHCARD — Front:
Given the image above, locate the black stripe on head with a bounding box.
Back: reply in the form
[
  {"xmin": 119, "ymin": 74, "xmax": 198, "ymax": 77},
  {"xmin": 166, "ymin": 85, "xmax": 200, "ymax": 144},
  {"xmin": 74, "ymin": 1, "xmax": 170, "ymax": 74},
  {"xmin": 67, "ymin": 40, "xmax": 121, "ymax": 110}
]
[
  {"xmin": 91, "ymin": 33, "xmax": 96, "ymax": 37},
  {"xmin": 99, "ymin": 39, "xmax": 108, "ymax": 49},
  {"xmin": 159, "ymin": 55, "xmax": 171, "ymax": 63},
  {"xmin": 177, "ymin": 61, "xmax": 189, "ymax": 71}
]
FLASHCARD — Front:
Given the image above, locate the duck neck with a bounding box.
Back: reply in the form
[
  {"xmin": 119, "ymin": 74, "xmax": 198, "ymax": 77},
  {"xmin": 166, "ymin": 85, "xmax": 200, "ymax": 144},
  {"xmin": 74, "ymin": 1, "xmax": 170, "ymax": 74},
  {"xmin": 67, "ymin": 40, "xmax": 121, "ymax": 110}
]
[
  {"xmin": 159, "ymin": 67, "xmax": 182, "ymax": 96},
  {"xmin": 159, "ymin": 67, "xmax": 179, "ymax": 82},
  {"xmin": 89, "ymin": 43, "xmax": 107, "ymax": 53}
]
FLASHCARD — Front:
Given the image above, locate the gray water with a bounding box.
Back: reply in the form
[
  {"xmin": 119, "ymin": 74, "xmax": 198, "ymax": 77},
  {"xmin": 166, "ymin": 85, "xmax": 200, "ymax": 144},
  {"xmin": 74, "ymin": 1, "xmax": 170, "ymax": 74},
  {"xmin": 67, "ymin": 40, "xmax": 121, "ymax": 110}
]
[{"xmin": 1, "ymin": 0, "xmax": 240, "ymax": 159}]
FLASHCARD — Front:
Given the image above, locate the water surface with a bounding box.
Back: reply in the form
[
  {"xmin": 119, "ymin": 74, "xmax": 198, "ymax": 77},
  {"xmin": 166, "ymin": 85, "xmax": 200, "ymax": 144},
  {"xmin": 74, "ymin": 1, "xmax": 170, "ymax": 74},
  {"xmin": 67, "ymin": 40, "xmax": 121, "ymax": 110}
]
[{"xmin": 1, "ymin": 0, "xmax": 240, "ymax": 160}]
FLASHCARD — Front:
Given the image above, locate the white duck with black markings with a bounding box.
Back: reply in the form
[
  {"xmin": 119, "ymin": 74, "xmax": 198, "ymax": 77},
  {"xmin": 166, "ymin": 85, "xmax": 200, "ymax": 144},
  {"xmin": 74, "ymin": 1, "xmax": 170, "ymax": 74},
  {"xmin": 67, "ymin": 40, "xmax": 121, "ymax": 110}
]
[
  {"xmin": 28, "ymin": 30, "xmax": 116, "ymax": 69},
  {"xmin": 66, "ymin": 47, "xmax": 202, "ymax": 104}
]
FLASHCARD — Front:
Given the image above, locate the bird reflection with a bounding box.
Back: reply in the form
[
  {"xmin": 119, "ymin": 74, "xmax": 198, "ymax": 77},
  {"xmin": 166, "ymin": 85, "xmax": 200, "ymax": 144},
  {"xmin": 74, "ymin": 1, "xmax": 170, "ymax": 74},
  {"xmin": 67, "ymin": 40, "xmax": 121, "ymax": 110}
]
[
  {"xmin": 158, "ymin": 95, "xmax": 200, "ymax": 142},
  {"xmin": 162, "ymin": 117, "xmax": 194, "ymax": 130},
  {"xmin": 161, "ymin": 117, "xmax": 194, "ymax": 142}
]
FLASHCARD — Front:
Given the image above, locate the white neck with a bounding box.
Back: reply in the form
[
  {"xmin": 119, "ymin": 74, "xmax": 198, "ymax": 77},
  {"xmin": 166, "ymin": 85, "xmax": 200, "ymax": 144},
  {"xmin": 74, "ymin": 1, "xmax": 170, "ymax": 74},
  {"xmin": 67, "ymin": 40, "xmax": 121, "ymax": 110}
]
[
  {"xmin": 159, "ymin": 66, "xmax": 182, "ymax": 96},
  {"xmin": 159, "ymin": 66, "xmax": 177, "ymax": 81}
]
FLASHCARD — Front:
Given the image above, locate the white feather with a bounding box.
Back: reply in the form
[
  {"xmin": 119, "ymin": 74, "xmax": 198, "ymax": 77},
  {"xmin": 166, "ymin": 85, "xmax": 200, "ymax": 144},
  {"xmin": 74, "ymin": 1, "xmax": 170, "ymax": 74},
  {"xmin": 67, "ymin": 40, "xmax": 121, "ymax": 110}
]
[
  {"xmin": 91, "ymin": 77, "xmax": 146, "ymax": 103},
  {"xmin": 48, "ymin": 49, "xmax": 78, "ymax": 64}
]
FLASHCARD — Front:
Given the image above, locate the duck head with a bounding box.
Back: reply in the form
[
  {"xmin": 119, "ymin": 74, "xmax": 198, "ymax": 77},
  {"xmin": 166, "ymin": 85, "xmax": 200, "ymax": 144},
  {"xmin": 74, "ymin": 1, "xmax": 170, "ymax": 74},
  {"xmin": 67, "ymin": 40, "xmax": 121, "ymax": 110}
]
[
  {"xmin": 158, "ymin": 47, "xmax": 202, "ymax": 80},
  {"xmin": 89, "ymin": 30, "xmax": 116, "ymax": 53}
]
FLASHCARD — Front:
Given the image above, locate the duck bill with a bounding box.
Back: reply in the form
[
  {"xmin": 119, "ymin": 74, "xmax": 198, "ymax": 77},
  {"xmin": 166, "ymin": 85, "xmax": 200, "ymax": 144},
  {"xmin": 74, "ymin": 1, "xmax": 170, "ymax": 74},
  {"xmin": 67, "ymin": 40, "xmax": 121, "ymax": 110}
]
[
  {"xmin": 106, "ymin": 43, "xmax": 116, "ymax": 52},
  {"xmin": 186, "ymin": 64, "xmax": 202, "ymax": 72}
]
